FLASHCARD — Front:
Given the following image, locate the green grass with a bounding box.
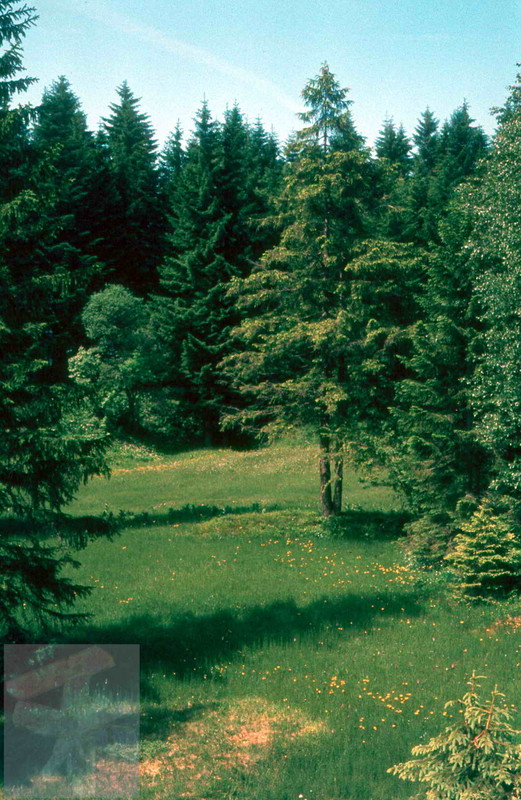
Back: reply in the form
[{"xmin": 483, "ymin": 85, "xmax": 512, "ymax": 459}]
[
  {"xmin": 66, "ymin": 437, "xmax": 399, "ymax": 516},
  {"xmin": 11, "ymin": 439, "xmax": 521, "ymax": 799}
]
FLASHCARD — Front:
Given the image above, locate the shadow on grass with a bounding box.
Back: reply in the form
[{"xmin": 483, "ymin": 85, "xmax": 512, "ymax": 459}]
[
  {"xmin": 140, "ymin": 702, "xmax": 219, "ymax": 741},
  {"xmin": 63, "ymin": 590, "xmax": 422, "ymax": 700},
  {"xmin": 109, "ymin": 502, "xmax": 282, "ymax": 530},
  {"xmin": 0, "ymin": 503, "xmax": 284, "ymax": 547},
  {"xmin": 324, "ymin": 509, "xmax": 409, "ymax": 541},
  {"xmin": 0, "ymin": 514, "xmax": 117, "ymax": 549},
  {"xmin": 61, "ymin": 505, "xmax": 407, "ymax": 542}
]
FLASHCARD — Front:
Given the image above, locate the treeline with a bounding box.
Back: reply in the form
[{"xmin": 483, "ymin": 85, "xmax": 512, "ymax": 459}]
[
  {"xmin": 28, "ymin": 78, "xmax": 489, "ymax": 452},
  {"xmin": 3, "ymin": 1, "xmax": 521, "ymax": 627}
]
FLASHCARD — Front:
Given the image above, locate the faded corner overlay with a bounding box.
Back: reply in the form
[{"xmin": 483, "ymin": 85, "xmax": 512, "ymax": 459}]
[{"xmin": 4, "ymin": 644, "xmax": 140, "ymax": 798}]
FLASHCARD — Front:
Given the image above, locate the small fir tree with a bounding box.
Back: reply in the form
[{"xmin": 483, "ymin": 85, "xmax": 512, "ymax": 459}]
[
  {"xmin": 388, "ymin": 673, "xmax": 521, "ymax": 800},
  {"xmin": 445, "ymin": 501, "xmax": 521, "ymax": 600}
]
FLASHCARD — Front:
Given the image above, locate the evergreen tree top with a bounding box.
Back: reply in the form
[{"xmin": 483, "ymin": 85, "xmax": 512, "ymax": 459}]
[
  {"xmin": 103, "ymin": 80, "xmax": 157, "ymax": 154},
  {"xmin": 375, "ymin": 117, "xmax": 412, "ymax": 174},
  {"xmin": 192, "ymin": 100, "xmax": 219, "ymax": 137},
  {"xmin": 160, "ymin": 122, "xmax": 184, "ymax": 184},
  {"xmin": 0, "ymin": 1, "xmax": 37, "ymax": 106},
  {"xmin": 413, "ymin": 107, "xmax": 439, "ymax": 169},
  {"xmin": 440, "ymin": 101, "xmax": 489, "ymax": 157},
  {"xmin": 33, "ymin": 75, "xmax": 89, "ymax": 145},
  {"xmin": 413, "ymin": 107, "xmax": 438, "ymax": 143},
  {"xmin": 297, "ymin": 63, "xmax": 361, "ymax": 153}
]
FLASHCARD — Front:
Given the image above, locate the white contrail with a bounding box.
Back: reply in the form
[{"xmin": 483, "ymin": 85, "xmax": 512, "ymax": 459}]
[{"xmin": 56, "ymin": 0, "xmax": 301, "ymax": 114}]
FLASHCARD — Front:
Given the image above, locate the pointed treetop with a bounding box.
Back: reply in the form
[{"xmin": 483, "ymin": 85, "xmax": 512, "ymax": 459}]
[
  {"xmin": 414, "ymin": 108, "xmax": 439, "ymax": 143},
  {"xmin": 439, "ymin": 101, "xmax": 489, "ymax": 162},
  {"xmin": 103, "ymin": 80, "xmax": 157, "ymax": 155},
  {"xmin": 160, "ymin": 122, "xmax": 185, "ymax": 184},
  {"xmin": 413, "ymin": 108, "xmax": 439, "ymax": 170},
  {"xmin": 188, "ymin": 99, "xmax": 221, "ymax": 158},
  {"xmin": 375, "ymin": 117, "xmax": 412, "ymax": 175},
  {"xmin": 297, "ymin": 63, "xmax": 357, "ymax": 152},
  {"xmin": 34, "ymin": 75, "xmax": 88, "ymax": 145}
]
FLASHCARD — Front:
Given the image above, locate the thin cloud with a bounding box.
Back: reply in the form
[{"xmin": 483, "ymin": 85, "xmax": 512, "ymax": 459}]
[{"xmin": 59, "ymin": 0, "xmax": 301, "ymax": 114}]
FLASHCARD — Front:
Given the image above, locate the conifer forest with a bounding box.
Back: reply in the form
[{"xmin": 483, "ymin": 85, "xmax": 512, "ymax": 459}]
[{"xmin": 3, "ymin": 2, "xmax": 521, "ymax": 798}]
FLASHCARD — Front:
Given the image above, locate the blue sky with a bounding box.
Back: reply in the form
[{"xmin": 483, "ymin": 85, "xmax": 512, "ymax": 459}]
[{"xmin": 21, "ymin": 0, "xmax": 521, "ymax": 147}]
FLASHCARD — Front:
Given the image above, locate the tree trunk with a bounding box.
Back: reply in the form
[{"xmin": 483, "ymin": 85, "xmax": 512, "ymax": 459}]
[
  {"xmin": 319, "ymin": 436, "xmax": 335, "ymax": 517},
  {"xmin": 332, "ymin": 443, "xmax": 343, "ymax": 515}
]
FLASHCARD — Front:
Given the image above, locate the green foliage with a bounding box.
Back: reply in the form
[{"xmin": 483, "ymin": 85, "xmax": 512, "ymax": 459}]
[
  {"xmin": 298, "ymin": 62, "xmax": 364, "ymax": 152},
  {"xmin": 403, "ymin": 104, "xmax": 488, "ymax": 246},
  {"xmin": 101, "ymin": 81, "xmax": 164, "ymax": 293},
  {"xmin": 152, "ymin": 102, "xmax": 281, "ymax": 443},
  {"xmin": 387, "ymin": 164, "xmax": 490, "ymax": 564},
  {"xmin": 70, "ymin": 284, "xmax": 152, "ymax": 433},
  {"xmin": 445, "ymin": 501, "xmax": 521, "ymax": 600},
  {"xmin": 80, "ymin": 282, "xmax": 148, "ymax": 353},
  {"xmin": 373, "ymin": 118, "xmax": 412, "ymax": 240},
  {"xmin": 0, "ymin": 526, "xmax": 97, "ymax": 640},
  {"xmin": 222, "ymin": 66, "xmax": 375, "ymax": 514},
  {"xmin": 388, "ymin": 672, "xmax": 521, "ymax": 799},
  {"xmin": 469, "ymin": 72, "xmax": 521, "ymax": 506},
  {"xmin": 0, "ymin": 0, "xmax": 37, "ymax": 107},
  {"xmin": 0, "ymin": 20, "xmax": 109, "ymax": 517},
  {"xmin": 375, "ymin": 118, "xmax": 412, "ymax": 177},
  {"xmin": 0, "ymin": 5, "xmax": 111, "ymax": 639},
  {"xmin": 31, "ymin": 76, "xmax": 116, "ymax": 296},
  {"xmin": 223, "ymin": 67, "xmax": 422, "ymax": 516},
  {"xmin": 30, "ymin": 76, "xmax": 110, "ymax": 350}
]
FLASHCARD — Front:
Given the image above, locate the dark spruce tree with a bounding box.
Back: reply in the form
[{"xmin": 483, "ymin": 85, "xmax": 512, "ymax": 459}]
[
  {"xmin": 382, "ymin": 105, "xmax": 490, "ymax": 562},
  {"xmin": 151, "ymin": 102, "xmax": 226, "ymax": 443},
  {"xmin": 401, "ymin": 108, "xmax": 441, "ymax": 245},
  {"xmin": 404, "ymin": 103, "xmax": 489, "ymax": 246},
  {"xmin": 431, "ymin": 102, "xmax": 489, "ymax": 216},
  {"xmin": 152, "ymin": 102, "xmax": 281, "ymax": 444},
  {"xmin": 31, "ymin": 76, "xmax": 112, "ymax": 360},
  {"xmin": 33, "ymin": 76, "xmax": 120, "ymax": 292},
  {"xmin": 0, "ymin": 4, "xmax": 110, "ymax": 640},
  {"xmin": 388, "ymin": 195, "xmax": 490, "ymax": 564},
  {"xmin": 101, "ymin": 81, "xmax": 164, "ymax": 294},
  {"xmin": 159, "ymin": 121, "xmax": 185, "ymax": 204},
  {"xmin": 374, "ymin": 118, "xmax": 412, "ymax": 240},
  {"xmin": 414, "ymin": 108, "xmax": 439, "ymax": 173},
  {"xmin": 375, "ymin": 118, "xmax": 412, "ymax": 176},
  {"xmin": 242, "ymin": 118, "xmax": 281, "ymax": 265}
]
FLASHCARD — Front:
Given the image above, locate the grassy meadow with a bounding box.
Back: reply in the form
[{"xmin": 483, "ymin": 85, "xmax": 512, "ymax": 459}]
[{"xmin": 11, "ymin": 440, "xmax": 521, "ymax": 799}]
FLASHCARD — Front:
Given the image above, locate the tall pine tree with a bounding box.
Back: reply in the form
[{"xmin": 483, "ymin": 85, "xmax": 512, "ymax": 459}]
[
  {"xmin": 0, "ymin": 4, "xmax": 109, "ymax": 639},
  {"xmin": 222, "ymin": 65, "xmax": 395, "ymax": 516},
  {"xmin": 30, "ymin": 76, "xmax": 111, "ymax": 362},
  {"xmin": 101, "ymin": 82, "xmax": 164, "ymax": 294}
]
